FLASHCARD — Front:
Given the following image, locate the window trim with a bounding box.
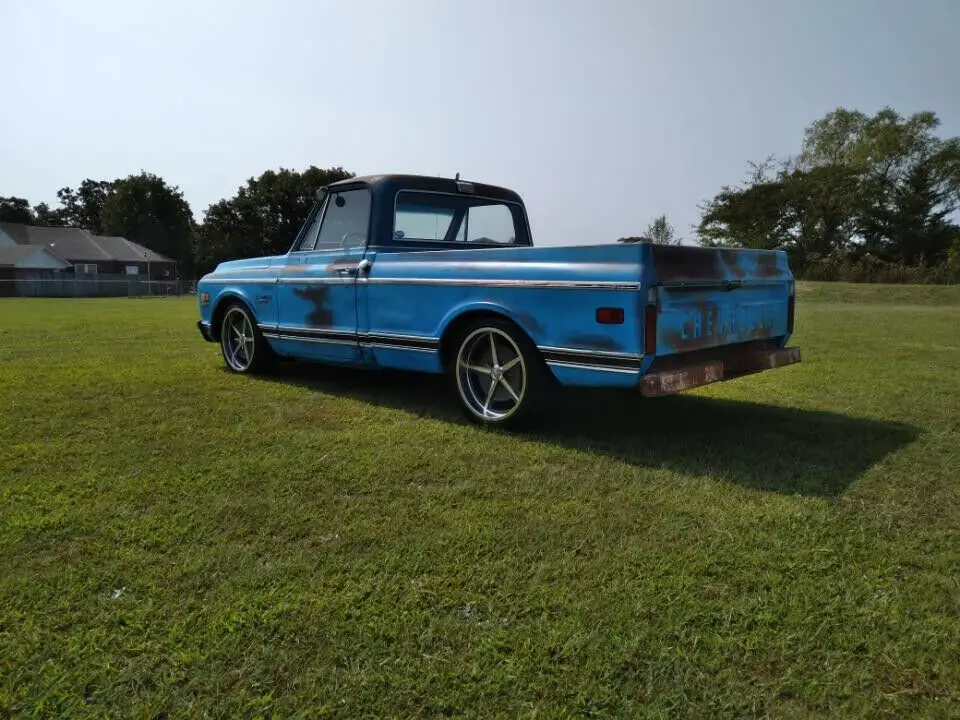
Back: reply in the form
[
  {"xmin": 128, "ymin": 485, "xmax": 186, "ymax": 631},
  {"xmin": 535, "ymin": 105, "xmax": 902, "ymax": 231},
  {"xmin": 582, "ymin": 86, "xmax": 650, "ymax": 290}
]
[
  {"xmin": 391, "ymin": 189, "xmax": 529, "ymax": 247},
  {"xmin": 291, "ymin": 185, "xmax": 374, "ymax": 254},
  {"xmin": 293, "ymin": 195, "xmax": 330, "ymax": 253}
]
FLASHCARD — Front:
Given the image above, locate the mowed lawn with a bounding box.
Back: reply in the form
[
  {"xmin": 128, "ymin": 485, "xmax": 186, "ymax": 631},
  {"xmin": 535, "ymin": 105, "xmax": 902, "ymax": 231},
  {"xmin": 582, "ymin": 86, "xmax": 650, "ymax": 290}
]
[{"xmin": 1, "ymin": 283, "xmax": 958, "ymax": 718}]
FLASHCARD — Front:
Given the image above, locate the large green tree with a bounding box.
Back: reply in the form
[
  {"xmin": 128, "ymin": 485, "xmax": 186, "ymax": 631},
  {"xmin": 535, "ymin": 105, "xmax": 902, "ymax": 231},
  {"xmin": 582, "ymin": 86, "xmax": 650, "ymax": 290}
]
[
  {"xmin": 54, "ymin": 179, "xmax": 115, "ymax": 233},
  {"xmin": 0, "ymin": 197, "xmax": 35, "ymax": 224},
  {"xmin": 697, "ymin": 107, "xmax": 960, "ymax": 268},
  {"xmin": 32, "ymin": 202, "xmax": 63, "ymax": 226},
  {"xmin": 197, "ymin": 166, "xmax": 353, "ymax": 274},
  {"xmin": 101, "ymin": 172, "xmax": 196, "ymax": 276}
]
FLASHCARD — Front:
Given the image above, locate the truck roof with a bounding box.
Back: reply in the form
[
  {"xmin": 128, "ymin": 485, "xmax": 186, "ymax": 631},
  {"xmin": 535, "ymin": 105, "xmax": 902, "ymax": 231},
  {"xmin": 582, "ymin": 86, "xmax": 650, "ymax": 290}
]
[{"xmin": 326, "ymin": 173, "xmax": 525, "ymax": 205}]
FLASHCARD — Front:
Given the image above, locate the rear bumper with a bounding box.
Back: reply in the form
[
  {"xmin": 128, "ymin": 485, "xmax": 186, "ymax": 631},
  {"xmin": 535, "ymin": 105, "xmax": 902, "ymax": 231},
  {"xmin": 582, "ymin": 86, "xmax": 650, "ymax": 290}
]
[
  {"xmin": 640, "ymin": 346, "xmax": 801, "ymax": 397},
  {"xmin": 197, "ymin": 320, "xmax": 215, "ymax": 343}
]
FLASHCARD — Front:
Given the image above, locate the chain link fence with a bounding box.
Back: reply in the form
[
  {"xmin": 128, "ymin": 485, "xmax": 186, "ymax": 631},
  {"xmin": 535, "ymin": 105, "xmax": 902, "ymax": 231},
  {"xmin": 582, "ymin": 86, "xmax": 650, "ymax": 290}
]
[{"xmin": 0, "ymin": 274, "xmax": 185, "ymax": 298}]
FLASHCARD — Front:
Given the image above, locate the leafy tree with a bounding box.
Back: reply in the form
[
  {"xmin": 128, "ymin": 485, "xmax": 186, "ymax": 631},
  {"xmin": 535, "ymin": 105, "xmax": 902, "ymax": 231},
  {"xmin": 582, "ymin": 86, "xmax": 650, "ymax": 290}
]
[
  {"xmin": 55, "ymin": 179, "xmax": 115, "ymax": 233},
  {"xmin": 646, "ymin": 215, "xmax": 679, "ymax": 245},
  {"xmin": 697, "ymin": 106, "xmax": 960, "ymax": 269},
  {"xmin": 0, "ymin": 197, "xmax": 35, "ymax": 224},
  {"xmin": 198, "ymin": 166, "xmax": 353, "ymax": 274},
  {"xmin": 618, "ymin": 215, "xmax": 680, "ymax": 244},
  {"xmin": 32, "ymin": 202, "xmax": 64, "ymax": 226},
  {"xmin": 101, "ymin": 172, "xmax": 195, "ymax": 276},
  {"xmin": 697, "ymin": 177, "xmax": 795, "ymax": 250}
]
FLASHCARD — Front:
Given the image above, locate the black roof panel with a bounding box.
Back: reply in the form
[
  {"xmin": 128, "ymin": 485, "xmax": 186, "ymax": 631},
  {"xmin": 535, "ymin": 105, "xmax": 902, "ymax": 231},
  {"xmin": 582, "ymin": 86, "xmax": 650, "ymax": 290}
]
[{"xmin": 326, "ymin": 174, "xmax": 524, "ymax": 205}]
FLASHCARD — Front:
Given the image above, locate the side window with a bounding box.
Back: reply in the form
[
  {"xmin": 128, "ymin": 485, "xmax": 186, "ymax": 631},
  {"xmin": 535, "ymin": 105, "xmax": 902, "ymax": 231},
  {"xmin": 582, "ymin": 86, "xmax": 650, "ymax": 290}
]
[
  {"xmin": 297, "ymin": 204, "xmax": 325, "ymax": 251},
  {"xmin": 314, "ymin": 188, "xmax": 372, "ymax": 250},
  {"xmin": 465, "ymin": 203, "xmax": 516, "ymax": 244}
]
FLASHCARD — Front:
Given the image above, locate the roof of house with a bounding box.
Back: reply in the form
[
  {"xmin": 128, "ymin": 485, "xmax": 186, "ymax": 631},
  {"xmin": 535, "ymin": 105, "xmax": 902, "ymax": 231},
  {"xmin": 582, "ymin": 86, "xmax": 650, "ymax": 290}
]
[
  {"xmin": 0, "ymin": 222, "xmax": 174, "ymax": 263},
  {"xmin": 0, "ymin": 245, "xmax": 44, "ymax": 266},
  {"xmin": 0, "ymin": 223, "xmax": 105, "ymax": 261},
  {"xmin": 92, "ymin": 235, "xmax": 172, "ymax": 263},
  {"xmin": 0, "ymin": 244, "xmax": 71, "ymax": 268}
]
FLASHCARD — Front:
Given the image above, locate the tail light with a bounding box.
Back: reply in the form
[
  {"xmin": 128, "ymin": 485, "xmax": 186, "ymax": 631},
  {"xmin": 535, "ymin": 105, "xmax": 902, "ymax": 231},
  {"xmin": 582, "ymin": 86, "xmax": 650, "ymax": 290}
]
[
  {"xmin": 596, "ymin": 307, "xmax": 624, "ymax": 324},
  {"xmin": 644, "ymin": 294, "xmax": 658, "ymax": 355},
  {"xmin": 786, "ymin": 278, "xmax": 795, "ymax": 334}
]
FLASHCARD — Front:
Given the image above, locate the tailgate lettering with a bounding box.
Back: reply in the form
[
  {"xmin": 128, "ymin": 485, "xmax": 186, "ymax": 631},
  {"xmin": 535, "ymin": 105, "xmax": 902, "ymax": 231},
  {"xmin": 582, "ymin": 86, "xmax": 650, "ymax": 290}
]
[{"xmin": 680, "ymin": 304, "xmax": 776, "ymax": 343}]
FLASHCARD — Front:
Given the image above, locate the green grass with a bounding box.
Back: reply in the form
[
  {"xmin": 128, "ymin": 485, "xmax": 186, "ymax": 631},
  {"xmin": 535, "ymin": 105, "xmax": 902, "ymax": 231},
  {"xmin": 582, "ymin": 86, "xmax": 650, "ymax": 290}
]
[{"xmin": 0, "ymin": 284, "xmax": 958, "ymax": 718}]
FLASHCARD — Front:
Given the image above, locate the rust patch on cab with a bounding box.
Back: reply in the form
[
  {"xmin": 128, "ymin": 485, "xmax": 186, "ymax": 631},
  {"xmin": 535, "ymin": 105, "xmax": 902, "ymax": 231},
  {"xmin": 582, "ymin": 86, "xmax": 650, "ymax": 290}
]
[{"xmin": 293, "ymin": 286, "xmax": 334, "ymax": 326}]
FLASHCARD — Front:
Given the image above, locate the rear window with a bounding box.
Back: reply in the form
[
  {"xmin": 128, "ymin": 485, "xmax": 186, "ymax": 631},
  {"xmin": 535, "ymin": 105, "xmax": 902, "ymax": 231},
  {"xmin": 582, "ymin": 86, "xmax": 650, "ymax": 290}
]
[{"xmin": 393, "ymin": 191, "xmax": 522, "ymax": 245}]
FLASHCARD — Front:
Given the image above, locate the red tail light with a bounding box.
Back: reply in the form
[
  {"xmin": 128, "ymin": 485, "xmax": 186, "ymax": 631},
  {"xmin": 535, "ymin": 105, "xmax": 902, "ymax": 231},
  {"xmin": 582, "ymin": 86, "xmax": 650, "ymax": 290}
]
[
  {"xmin": 644, "ymin": 303, "xmax": 657, "ymax": 355},
  {"xmin": 596, "ymin": 307, "xmax": 624, "ymax": 324}
]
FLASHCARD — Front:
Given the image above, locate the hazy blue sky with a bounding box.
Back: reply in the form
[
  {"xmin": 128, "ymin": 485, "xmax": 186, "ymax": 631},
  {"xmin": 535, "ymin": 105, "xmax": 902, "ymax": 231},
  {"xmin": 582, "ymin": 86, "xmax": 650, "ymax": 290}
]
[{"xmin": 3, "ymin": 0, "xmax": 958, "ymax": 246}]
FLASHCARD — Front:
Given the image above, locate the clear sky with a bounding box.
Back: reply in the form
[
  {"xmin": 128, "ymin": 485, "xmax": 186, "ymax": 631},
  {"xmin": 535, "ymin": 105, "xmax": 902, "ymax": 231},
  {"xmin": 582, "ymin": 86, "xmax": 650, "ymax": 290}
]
[{"xmin": 3, "ymin": 0, "xmax": 958, "ymax": 246}]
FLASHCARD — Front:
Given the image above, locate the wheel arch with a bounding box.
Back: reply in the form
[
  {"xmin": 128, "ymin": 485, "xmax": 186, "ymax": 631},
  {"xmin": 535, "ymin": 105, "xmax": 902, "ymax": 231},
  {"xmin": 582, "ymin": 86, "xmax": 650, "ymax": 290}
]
[
  {"xmin": 437, "ymin": 303, "xmax": 544, "ymax": 372},
  {"xmin": 209, "ymin": 290, "xmax": 258, "ymax": 341}
]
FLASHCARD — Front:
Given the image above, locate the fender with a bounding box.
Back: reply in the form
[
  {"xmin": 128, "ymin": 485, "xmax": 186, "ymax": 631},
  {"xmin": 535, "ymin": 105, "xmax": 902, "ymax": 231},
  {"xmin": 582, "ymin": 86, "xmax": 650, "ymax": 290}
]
[{"xmin": 209, "ymin": 286, "xmax": 267, "ymax": 335}]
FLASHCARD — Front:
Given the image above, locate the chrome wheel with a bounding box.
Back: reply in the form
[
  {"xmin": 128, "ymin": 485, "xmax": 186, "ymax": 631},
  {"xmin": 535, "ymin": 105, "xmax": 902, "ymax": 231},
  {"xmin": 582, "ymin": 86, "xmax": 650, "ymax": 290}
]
[
  {"xmin": 455, "ymin": 327, "xmax": 527, "ymax": 422},
  {"xmin": 222, "ymin": 307, "xmax": 256, "ymax": 372}
]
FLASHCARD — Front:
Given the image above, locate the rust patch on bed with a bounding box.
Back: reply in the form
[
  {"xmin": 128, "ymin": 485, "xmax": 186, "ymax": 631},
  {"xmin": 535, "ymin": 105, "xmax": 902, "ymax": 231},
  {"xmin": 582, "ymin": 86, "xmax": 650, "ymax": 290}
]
[
  {"xmin": 652, "ymin": 245, "xmax": 724, "ymax": 283},
  {"xmin": 755, "ymin": 251, "xmax": 785, "ymax": 278}
]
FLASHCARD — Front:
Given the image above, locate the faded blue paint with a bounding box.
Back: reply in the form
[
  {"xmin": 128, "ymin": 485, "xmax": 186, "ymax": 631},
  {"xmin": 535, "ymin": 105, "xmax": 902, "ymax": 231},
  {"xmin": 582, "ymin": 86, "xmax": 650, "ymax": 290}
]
[{"xmin": 197, "ymin": 175, "xmax": 797, "ymax": 391}]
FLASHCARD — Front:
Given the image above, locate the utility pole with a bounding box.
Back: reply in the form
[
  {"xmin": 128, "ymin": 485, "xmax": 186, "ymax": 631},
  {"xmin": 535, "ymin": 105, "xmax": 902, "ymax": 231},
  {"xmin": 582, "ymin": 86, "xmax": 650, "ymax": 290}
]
[{"xmin": 144, "ymin": 250, "xmax": 150, "ymax": 296}]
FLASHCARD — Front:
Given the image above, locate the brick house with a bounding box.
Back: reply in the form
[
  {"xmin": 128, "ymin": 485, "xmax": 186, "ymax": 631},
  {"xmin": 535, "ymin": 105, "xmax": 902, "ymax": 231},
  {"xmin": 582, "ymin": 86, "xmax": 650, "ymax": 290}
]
[{"xmin": 0, "ymin": 222, "xmax": 177, "ymax": 282}]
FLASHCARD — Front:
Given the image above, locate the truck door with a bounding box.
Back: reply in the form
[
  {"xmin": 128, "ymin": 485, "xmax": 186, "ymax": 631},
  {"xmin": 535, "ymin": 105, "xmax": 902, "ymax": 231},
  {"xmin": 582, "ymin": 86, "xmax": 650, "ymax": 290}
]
[{"xmin": 273, "ymin": 186, "xmax": 372, "ymax": 365}]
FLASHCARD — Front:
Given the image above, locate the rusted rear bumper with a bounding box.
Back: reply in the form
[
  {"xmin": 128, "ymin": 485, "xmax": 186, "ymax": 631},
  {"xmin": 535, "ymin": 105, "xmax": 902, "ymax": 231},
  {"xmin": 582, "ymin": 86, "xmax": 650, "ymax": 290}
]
[{"xmin": 640, "ymin": 346, "xmax": 801, "ymax": 397}]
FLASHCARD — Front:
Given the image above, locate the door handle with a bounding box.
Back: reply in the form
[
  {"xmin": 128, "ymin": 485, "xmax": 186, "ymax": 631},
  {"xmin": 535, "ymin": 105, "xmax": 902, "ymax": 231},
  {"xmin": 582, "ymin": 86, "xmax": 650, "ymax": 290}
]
[{"xmin": 337, "ymin": 259, "xmax": 372, "ymax": 277}]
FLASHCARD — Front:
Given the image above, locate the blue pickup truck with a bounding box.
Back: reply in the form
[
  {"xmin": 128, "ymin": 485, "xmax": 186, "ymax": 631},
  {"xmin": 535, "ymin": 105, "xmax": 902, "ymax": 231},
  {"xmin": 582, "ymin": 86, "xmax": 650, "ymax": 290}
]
[{"xmin": 196, "ymin": 174, "xmax": 800, "ymax": 428}]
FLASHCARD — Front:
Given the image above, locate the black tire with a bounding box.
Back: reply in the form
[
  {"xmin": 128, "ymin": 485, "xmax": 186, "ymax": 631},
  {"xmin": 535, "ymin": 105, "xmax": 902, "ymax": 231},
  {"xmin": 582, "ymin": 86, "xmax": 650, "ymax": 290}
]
[
  {"xmin": 448, "ymin": 316, "xmax": 553, "ymax": 430},
  {"xmin": 218, "ymin": 302, "xmax": 276, "ymax": 374}
]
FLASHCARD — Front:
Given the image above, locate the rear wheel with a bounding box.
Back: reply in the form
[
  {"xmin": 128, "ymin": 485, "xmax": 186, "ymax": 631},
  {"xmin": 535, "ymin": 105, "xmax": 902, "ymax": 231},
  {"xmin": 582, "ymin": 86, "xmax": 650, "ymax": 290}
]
[
  {"xmin": 219, "ymin": 302, "xmax": 275, "ymax": 374},
  {"xmin": 450, "ymin": 318, "xmax": 551, "ymax": 429}
]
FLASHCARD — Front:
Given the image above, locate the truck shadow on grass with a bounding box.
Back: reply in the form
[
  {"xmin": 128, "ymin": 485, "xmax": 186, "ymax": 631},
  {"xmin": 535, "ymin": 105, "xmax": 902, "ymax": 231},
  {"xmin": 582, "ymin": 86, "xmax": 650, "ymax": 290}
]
[{"xmin": 255, "ymin": 362, "xmax": 918, "ymax": 498}]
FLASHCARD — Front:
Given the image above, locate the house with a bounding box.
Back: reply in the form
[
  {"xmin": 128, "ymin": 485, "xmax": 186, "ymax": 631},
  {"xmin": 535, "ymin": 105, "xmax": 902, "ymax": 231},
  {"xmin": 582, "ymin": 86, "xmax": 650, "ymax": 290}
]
[
  {"xmin": 0, "ymin": 245, "xmax": 72, "ymax": 297},
  {"xmin": 0, "ymin": 222, "xmax": 177, "ymax": 281}
]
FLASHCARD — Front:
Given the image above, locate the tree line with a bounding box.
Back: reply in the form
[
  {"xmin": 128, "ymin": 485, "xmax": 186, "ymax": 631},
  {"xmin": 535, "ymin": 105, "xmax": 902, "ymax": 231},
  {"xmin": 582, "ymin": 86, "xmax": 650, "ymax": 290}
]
[
  {"xmin": 0, "ymin": 167, "xmax": 353, "ymax": 280},
  {"xmin": 626, "ymin": 106, "xmax": 960, "ymax": 282},
  {"xmin": 696, "ymin": 106, "xmax": 960, "ymax": 282},
  {"xmin": 2, "ymin": 105, "xmax": 958, "ymax": 283}
]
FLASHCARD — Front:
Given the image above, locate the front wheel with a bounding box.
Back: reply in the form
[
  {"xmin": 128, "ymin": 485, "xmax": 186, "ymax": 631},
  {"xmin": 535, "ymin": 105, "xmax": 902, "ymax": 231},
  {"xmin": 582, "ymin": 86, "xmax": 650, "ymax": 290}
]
[
  {"xmin": 219, "ymin": 302, "xmax": 275, "ymax": 374},
  {"xmin": 451, "ymin": 318, "xmax": 551, "ymax": 429}
]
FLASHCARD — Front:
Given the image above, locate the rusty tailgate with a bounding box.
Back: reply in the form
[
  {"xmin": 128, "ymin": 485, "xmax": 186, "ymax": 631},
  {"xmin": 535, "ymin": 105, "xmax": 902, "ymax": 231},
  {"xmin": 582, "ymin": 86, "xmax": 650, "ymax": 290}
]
[{"xmin": 649, "ymin": 245, "xmax": 793, "ymax": 356}]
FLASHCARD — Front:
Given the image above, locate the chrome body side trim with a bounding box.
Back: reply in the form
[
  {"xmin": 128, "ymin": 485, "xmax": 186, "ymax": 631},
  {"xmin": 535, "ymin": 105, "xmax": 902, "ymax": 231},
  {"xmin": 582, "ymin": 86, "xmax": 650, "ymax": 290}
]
[
  {"xmin": 363, "ymin": 277, "xmax": 642, "ymax": 290},
  {"xmin": 545, "ymin": 360, "xmax": 640, "ymax": 375}
]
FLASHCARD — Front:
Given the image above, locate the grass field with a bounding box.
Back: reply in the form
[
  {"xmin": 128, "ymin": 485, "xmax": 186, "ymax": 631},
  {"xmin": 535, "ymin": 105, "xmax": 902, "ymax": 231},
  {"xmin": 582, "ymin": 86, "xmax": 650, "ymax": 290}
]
[{"xmin": 1, "ymin": 282, "xmax": 958, "ymax": 718}]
